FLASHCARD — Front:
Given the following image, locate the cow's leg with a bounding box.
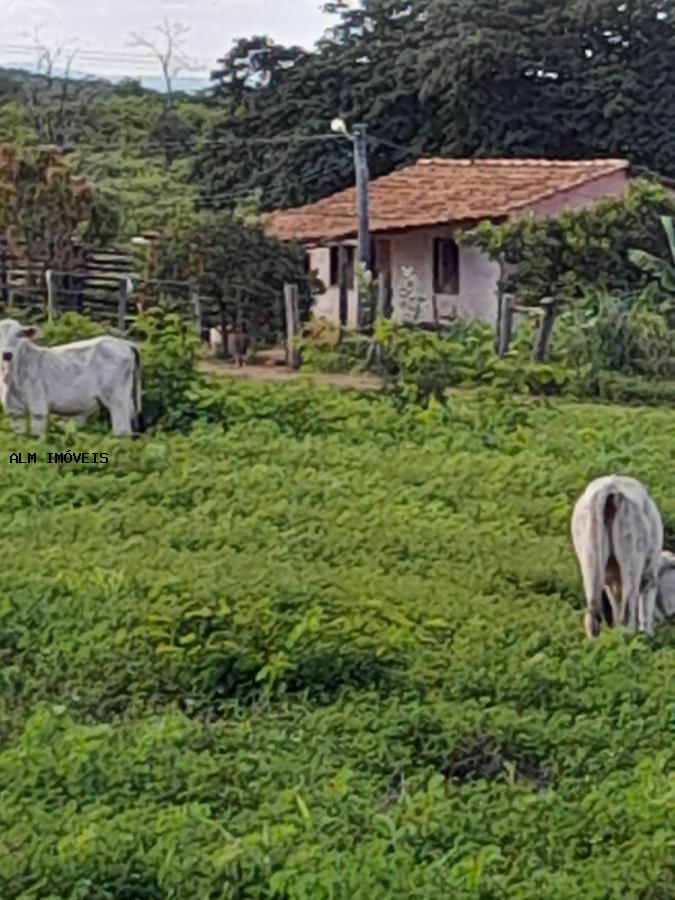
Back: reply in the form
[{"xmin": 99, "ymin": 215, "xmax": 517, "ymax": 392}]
[
  {"xmin": 30, "ymin": 412, "xmax": 48, "ymax": 438},
  {"xmin": 8, "ymin": 411, "xmax": 25, "ymax": 435},
  {"xmin": 576, "ymin": 548, "xmax": 606, "ymax": 639},
  {"xmin": 108, "ymin": 401, "xmax": 132, "ymax": 436},
  {"xmin": 604, "ymin": 566, "xmax": 623, "ymax": 627},
  {"xmin": 29, "ymin": 403, "xmax": 48, "ymax": 438},
  {"xmin": 610, "ymin": 502, "xmax": 647, "ymax": 633},
  {"xmin": 616, "ymin": 556, "xmax": 640, "ymax": 632},
  {"xmin": 572, "ymin": 502, "xmax": 610, "ymax": 640},
  {"xmin": 622, "ymin": 589, "xmax": 638, "ymax": 631},
  {"xmin": 101, "ymin": 370, "xmax": 134, "ymax": 436},
  {"xmin": 601, "ymin": 586, "xmax": 618, "ymax": 626},
  {"xmin": 28, "ymin": 404, "xmax": 48, "ymax": 438},
  {"xmin": 24, "ymin": 384, "xmax": 49, "ymax": 438},
  {"xmin": 638, "ymin": 569, "xmax": 658, "ymax": 637}
]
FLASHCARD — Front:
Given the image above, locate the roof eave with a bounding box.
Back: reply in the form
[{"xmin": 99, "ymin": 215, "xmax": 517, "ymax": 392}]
[{"xmin": 268, "ymin": 215, "xmax": 508, "ymax": 245}]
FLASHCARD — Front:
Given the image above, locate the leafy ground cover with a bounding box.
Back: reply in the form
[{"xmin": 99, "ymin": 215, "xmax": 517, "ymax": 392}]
[{"xmin": 0, "ymin": 381, "xmax": 673, "ymax": 899}]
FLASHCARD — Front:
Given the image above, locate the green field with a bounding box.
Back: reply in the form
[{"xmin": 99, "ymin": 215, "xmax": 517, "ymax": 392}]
[{"xmin": 0, "ymin": 381, "xmax": 673, "ymax": 899}]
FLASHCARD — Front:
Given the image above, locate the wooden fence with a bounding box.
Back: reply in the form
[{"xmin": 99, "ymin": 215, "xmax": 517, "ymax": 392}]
[
  {"xmin": 496, "ymin": 293, "xmax": 558, "ymax": 362},
  {"xmin": 0, "ymin": 241, "xmax": 559, "ymax": 368},
  {"xmin": 0, "ymin": 246, "xmax": 233, "ymax": 338},
  {"xmin": 0, "ymin": 246, "xmax": 139, "ymax": 327}
]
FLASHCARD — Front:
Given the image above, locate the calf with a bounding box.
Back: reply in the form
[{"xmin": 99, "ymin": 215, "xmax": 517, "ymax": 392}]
[
  {"xmin": 571, "ymin": 475, "xmax": 663, "ymax": 639},
  {"xmin": 655, "ymin": 550, "xmax": 675, "ymax": 624},
  {"xmin": 0, "ymin": 319, "xmax": 143, "ymax": 437}
]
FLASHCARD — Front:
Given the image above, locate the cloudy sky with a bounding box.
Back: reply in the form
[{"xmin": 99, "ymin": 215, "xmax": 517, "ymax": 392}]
[{"xmin": 3, "ymin": 0, "xmax": 338, "ymax": 79}]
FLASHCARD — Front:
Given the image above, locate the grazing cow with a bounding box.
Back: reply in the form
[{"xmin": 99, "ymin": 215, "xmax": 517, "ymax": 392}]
[
  {"xmin": 0, "ymin": 319, "xmax": 144, "ymax": 437},
  {"xmin": 655, "ymin": 550, "xmax": 675, "ymax": 624},
  {"xmin": 571, "ymin": 475, "xmax": 663, "ymax": 639}
]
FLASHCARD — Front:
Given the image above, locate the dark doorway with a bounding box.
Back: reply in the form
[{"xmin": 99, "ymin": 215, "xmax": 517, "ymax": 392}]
[{"xmin": 374, "ymin": 238, "xmax": 393, "ymax": 317}]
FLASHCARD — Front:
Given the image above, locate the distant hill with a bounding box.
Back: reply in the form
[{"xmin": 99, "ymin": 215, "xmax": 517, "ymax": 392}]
[{"xmin": 0, "ymin": 64, "xmax": 211, "ymax": 99}]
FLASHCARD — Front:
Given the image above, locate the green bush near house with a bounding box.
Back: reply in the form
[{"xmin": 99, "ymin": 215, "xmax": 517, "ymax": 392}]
[
  {"xmin": 300, "ymin": 283, "xmax": 675, "ymax": 409},
  {"xmin": 0, "ymin": 379, "xmax": 673, "ymax": 898},
  {"xmin": 130, "ymin": 308, "xmax": 227, "ymax": 432}
]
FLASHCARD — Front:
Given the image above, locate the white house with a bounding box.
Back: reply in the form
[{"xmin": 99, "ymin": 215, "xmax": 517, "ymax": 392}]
[{"xmin": 264, "ymin": 157, "xmax": 631, "ymax": 328}]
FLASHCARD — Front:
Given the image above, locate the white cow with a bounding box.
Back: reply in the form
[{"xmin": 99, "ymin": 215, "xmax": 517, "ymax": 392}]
[
  {"xmin": 571, "ymin": 475, "xmax": 663, "ymax": 639},
  {"xmin": 655, "ymin": 550, "xmax": 675, "ymax": 624},
  {"xmin": 0, "ymin": 319, "xmax": 143, "ymax": 437}
]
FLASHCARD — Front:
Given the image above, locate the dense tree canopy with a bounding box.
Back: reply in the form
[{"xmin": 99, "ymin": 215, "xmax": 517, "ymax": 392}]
[
  {"xmin": 195, "ymin": 0, "xmax": 675, "ymax": 212},
  {"xmin": 193, "ymin": 1, "xmax": 427, "ymax": 211},
  {"xmin": 154, "ymin": 209, "xmax": 318, "ymax": 342}
]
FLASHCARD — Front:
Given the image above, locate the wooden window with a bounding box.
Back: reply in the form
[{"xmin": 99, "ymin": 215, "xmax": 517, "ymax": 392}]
[
  {"xmin": 329, "ymin": 245, "xmax": 355, "ymax": 289},
  {"xmin": 433, "ymin": 237, "xmax": 460, "ymax": 294}
]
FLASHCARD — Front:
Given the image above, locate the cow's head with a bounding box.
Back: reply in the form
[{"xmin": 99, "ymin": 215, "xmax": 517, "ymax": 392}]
[{"xmin": 0, "ymin": 319, "xmax": 42, "ymax": 381}]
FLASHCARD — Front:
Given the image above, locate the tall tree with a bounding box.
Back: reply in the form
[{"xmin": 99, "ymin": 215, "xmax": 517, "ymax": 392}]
[
  {"xmin": 422, "ymin": 0, "xmax": 675, "ymax": 171},
  {"xmin": 155, "ymin": 209, "xmax": 317, "ymax": 343},
  {"xmin": 194, "ymin": 1, "xmax": 428, "ymax": 211},
  {"xmin": 196, "ymin": 0, "xmax": 675, "ymax": 213}
]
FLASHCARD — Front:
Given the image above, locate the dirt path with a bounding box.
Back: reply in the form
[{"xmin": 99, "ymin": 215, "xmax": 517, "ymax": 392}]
[{"xmin": 199, "ymin": 358, "xmax": 383, "ymax": 392}]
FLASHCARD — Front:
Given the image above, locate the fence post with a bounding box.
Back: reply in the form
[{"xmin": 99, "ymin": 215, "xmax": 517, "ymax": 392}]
[
  {"xmin": 497, "ymin": 293, "xmax": 514, "ymax": 357},
  {"xmin": 274, "ymin": 291, "xmax": 284, "ymax": 345},
  {"xmin": 0, "ymin": 247, "xmax": 7, "ymax": 306},
  {"xmin": 233, "ymin": 289, "xmax": 245, "ymax": 367},
  {"xmin": 189, "ymin": 277, "xmax": 202, "ymax": 339},
  {"xmin": 532, "ymin": 296, "xmax": 557, "ymax": 363},
  {"xmin": 45, "ymin": 269, "xmax": 56, "ymax": 321},
  {"xmin": 284, "ymin": 283, "xmax": 301, "ymax": 370},
  {"xmin": 117, "ymin": 277, "xmax": 130, "ymax": 332},
  {"xmin": 217, "ymin": 294, "xmax": 229, "ymax": 359}
]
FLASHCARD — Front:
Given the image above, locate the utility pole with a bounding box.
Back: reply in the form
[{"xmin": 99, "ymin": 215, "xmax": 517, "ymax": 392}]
[{"xmin": 352, "ymin": 123, "xmax": 370, "ymax": 330}]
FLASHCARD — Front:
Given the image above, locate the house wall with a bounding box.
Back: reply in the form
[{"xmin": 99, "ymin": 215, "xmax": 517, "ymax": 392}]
[
  {"xmin": 388, "ymin": 227, "xmax": 501, "ymax": 324},
  {"xmin": 308, "ymin": 232, "xmax": 501, "ymax": 326},
  {"xmin": 524, "ymin": 170, "xmax": 629, "ymax": 219},
  {"xmin": 308, "ymin": 243, "xmax": 359, "ymax": 328},
  {"xmin": 306, "ymin": 171, "xmax": 629, "ymax": 328}
]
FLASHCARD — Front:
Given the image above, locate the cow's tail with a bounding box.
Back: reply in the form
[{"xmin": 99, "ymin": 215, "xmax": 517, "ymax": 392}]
[
  {"xmin": 576, "ymin": 482, "xmax": 621, "ymax": 637},
  {"xmin": 131, "ymin": 345, "xmax": 145, "ymax": 437}
]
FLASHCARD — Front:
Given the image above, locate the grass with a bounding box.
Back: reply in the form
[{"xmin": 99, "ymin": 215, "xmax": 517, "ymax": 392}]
[{"xmin": 0, "ymin": 380, "xmax": 673, "ymax": 899}]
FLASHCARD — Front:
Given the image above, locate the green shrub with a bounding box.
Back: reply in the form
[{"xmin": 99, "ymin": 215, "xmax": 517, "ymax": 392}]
[
  {"xmin": 568, "ymin": 369, "xmax": 675, "ymax": 407},
  {"xmin": 550, "ymin": 288, "xmax": 675, "ymax": 381},
  {"xmin": 297, "ymin": 319, "xmax": 372, "ymax": 374},
  {"xmin": 131, "ymin": 308, "xmax": 227, "ymax": 431},
  {"xmin": 371, "ymin": 319, "xmax": 571, "ymax": 405},
  {"xmin": 38, "ymin": 311, "xmax": 108, "ymax": 346}
]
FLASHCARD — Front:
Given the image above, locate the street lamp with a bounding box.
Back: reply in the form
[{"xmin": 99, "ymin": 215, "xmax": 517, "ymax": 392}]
[{"xmin": 331, "ymin": 117, "xmax": 348, "ymax": 136}]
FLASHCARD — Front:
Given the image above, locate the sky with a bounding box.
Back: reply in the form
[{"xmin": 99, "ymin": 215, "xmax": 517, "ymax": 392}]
[{"xmin": 2, "ymin": 0, "xmax": 340, "ymax": 83}]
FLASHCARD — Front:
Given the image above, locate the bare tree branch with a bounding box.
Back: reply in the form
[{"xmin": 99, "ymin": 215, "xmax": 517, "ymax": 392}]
[
  {"xmin": 127, "ymin": 17, "xmax": 195, "ymax": 105},
  {"xmin": 17, "ymin": 27, "xmax": 109, "ymax": 148}
]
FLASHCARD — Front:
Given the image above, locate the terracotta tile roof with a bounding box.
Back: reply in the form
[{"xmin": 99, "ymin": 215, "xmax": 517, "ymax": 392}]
[{"xmin": 263, "ymin": 158, "xmax": 629, "ymax": 243}]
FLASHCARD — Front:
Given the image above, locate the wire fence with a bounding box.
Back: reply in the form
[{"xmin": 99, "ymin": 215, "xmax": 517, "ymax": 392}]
[{"xmin": 0, "ymin": 264, "xmax": 287, "ymax": 347}]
